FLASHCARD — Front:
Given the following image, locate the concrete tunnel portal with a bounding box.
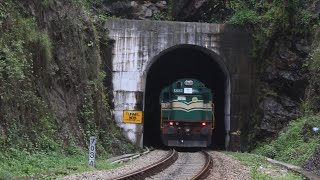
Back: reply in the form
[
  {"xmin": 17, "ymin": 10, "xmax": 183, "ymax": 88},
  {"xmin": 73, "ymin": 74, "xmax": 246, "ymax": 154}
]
[
  {"xmin": 143, "ymin": 45, "xmax": 230, "ymax": 149},
  {"xmin": 106, "ymin": 19, "xmax": 253, "ymax": 151}
]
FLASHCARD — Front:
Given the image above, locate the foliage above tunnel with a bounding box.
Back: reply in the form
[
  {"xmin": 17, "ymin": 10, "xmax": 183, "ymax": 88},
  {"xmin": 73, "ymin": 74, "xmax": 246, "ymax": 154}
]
[{"xmin": 229, "ymin": 0, "xmax": 313, "ymax": 29}]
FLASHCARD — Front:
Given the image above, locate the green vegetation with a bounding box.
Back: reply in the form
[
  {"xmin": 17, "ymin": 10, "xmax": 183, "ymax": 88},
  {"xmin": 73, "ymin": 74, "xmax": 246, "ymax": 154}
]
[
  {"xmin": 152, "ymin": 12, "xmax": 172, "ymax": 21},
  {"xmin": 228, "ymin": 1, "xmax": 259, "ymax": 26},
  {"xmin": 305, "ymin": 33, "xmax": 320, "ymax": 112},
  {"xmin": 0, "ymin": 0, "xmax": 135, "ymax": 178},
  {"xmin": 0, "ymin": 1, "xmax": 58, "ymax": 152},
  {"xmin": 227, "ymin": 0, "xmax": 318, "ymax": 151},
  {"xmin": 228, "ymin": 152, "xmax": 303, "ymax": 180},
  {"xmin": 228, "ymin": 0, "xmax": 320, "ymax": 173},
  {"xmin": 253, "ymin": 116, "xmax": 320, "ymax": 166},
  {"xmin": 228, "ymin": 0, "xmax": 313, "ymax": 32},
  {"xmin": 0, "ymin": 0, "xmax": 318, "ymax": 178},
  {"xmin": 228, "ymin": 0, "xmax": 314, "ymax": 56},
  {"xmin": 151, "ymin": 0, "xmax": 173, "ymax": 21},
  {"xmin": 0, "ymin": 149, "xmax": 120, "ymax": 179},
  {"xmin": 77, "ymin": 0, "xmax": 117, "ymax": 23}
]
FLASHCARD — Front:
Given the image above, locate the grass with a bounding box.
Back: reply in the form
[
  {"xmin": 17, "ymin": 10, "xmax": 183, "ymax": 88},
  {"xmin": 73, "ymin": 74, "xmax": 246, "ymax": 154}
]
[
  {"xmin": 0, "ymin": 149, "xmax": 121, "ymax": 179},
  {"xmin": 227, "ymin": 152, "xmax": 303, "ymax": 180},
  {"xmin": 253, "ymin": 115, "xmax": 320, "ymax": 166}
]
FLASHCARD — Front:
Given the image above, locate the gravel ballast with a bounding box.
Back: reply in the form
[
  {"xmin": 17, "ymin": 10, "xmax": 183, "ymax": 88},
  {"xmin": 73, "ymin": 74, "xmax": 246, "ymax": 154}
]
[
  {"xmin": 61, "ymin": 150, "xmax": 252, "ymax": 180},
  {"xmin": 206, "ymin": 151, "xmax": 251, "ymax": 180},
  {"xmin": 146, "ymin": 152, "xmax": 205, "ymax": 180},
  {"xmin": 61, "ymin": 150, "xmax": 168, "ymax": 180}
]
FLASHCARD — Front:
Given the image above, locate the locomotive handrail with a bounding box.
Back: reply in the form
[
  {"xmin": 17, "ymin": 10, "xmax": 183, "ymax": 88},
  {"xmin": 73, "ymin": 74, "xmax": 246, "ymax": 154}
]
[
  {"xmin": 160, "ymin": 104, "xmax": 163, "ymax": 129},
  {"xmin": 212, "ymin": 103, "xmax": 215, "ymax": 129}
]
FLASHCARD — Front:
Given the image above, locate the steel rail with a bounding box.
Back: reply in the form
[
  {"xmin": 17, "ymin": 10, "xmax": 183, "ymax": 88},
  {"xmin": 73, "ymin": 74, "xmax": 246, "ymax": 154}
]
[
  {"xmin": 191, "ymin": 151, "xmax": 213, "ymax": 180},
  {"xmin": 112, "ymin": 149, "xmax": 178, "ymax": 180}
]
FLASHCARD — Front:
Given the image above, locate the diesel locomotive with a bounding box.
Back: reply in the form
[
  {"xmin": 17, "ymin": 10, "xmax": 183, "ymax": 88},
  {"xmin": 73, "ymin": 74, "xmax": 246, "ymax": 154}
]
[{"xmin": 160, "ymin": 78, "xmax": 215, "ymax": 147}]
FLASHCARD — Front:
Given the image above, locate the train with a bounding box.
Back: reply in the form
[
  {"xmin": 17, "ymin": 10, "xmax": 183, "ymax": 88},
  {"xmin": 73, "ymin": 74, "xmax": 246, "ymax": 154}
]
[{"xmin": 160, "ymin": 78, "xmax": 215, "ymax": 147}]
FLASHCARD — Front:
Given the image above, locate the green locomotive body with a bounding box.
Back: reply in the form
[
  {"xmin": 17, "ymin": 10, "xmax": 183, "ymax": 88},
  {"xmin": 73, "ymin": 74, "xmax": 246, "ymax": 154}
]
[{"xmin": 160, "ymin": 78, "xmax": 215, "ymax": 147}]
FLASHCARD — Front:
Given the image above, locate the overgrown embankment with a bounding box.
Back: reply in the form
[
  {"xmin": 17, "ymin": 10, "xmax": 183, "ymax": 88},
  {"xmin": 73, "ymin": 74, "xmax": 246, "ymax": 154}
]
[
  {"xmin": 227, "ymin": 0, "xmax": 320, "ymax": 176},
  {"xmin": 253, "ymin": 116, "xmax": 320, "ymax": 174},
  {"xmin": 0, "ymin": 0, "xmax": 133, "ymax": 178},
  {"xmin": 253, "ymin": 30, "xmax": 320, "ymax": 174}
]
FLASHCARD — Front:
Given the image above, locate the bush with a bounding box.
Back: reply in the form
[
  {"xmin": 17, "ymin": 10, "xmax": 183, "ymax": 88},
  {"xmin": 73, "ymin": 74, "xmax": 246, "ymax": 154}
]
[
  {"xmin": 228, "ymin": 0, "xmax": 314, "ymax": 36},
  {"xmin": 253, "ymin": 116, "xmax": 320, "ymax": 165},
  {"xmin": 229, "ymin": 9, "xmax": 259, "ymax": 25},
  {"xmin": 0, "ymin": 171, "xmax": 13, "ymax": 180}
]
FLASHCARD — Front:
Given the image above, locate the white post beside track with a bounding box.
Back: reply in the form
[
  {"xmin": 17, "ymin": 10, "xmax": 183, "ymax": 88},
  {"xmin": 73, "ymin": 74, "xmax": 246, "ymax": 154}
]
[{"xmin": 89, "ymin": 136, "xmax": 96, "ymax": 168}]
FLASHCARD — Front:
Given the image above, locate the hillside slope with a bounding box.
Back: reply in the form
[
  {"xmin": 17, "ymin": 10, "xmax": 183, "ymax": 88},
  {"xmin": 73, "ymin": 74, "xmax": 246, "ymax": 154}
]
[{"xmin": 0, "ymin": 0, "xmax": 131, "ymax": 155}]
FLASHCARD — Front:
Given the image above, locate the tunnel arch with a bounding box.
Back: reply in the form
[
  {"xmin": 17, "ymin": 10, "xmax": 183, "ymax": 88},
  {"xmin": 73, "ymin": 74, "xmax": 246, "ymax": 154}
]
[{"xmin": 142, "ymin": 44, "xmax": 231, "ymax": 149}]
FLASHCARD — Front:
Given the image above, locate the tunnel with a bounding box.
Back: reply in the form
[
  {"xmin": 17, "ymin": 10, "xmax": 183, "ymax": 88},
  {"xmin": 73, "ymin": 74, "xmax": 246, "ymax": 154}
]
[{"xmin": 143, "ymin": 45, "xmax": 230, "ymax": 149}]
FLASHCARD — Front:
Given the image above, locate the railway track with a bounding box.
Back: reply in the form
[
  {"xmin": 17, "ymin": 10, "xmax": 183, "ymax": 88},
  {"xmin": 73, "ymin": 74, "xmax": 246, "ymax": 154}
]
[{"xmin": 112, "ymin": 149, "xmax": 212, "ymax": 180}]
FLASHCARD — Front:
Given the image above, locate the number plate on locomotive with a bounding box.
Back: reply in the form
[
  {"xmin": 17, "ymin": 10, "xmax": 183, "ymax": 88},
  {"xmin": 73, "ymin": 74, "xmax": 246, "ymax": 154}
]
[{"xmin": 184, "ymin": 88, "xmax": 193, "ymax": 94}]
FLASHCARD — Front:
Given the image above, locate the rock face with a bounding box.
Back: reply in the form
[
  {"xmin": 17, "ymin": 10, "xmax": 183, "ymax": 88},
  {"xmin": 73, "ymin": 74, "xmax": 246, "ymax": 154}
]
[
  {"xmin": 258, "ymin": 35, "xmax": 310, "ymax": 132},
  {"xmin": 171, "ymin": 0, "xmax": 228, "ymax": 22},
  {"xmin": 99, "ymin": 0, "xmax": 229, "ymax": 21},
  {"xmin": 102, "ymin": 0, "xmax": 168, "ymax": 20},
  {"xmin": 259, "ymin": 96, "xmax": 300, "ymax": 131},
  {"xmin": 0, "ymin": 0, "xmax": 131, "ymax": 154},
  {"xmin": 310, "ymin": 0, "xmax": 320, "ymax": 19}
]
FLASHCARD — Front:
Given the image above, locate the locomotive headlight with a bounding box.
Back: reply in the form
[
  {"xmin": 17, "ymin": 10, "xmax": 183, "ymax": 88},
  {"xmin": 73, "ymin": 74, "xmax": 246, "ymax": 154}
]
[
  {"xmin": 169, "ymin": 122, "xmax": 174, "ymax": 126},
  {"xmin": 185, "ymin": 128, "xmax": 190, "ymax": 132}
]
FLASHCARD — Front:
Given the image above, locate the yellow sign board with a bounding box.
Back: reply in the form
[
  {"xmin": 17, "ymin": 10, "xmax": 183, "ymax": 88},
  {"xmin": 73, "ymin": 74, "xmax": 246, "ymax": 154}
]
[{"xmin": 123, "ymin": 110, "xmax": 143, "ymax": 124}]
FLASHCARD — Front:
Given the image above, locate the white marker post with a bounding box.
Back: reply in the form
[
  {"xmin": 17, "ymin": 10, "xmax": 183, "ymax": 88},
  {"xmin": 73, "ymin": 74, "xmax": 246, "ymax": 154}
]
[{"xmin": 88, "ymin": 136, "xmax": 96, "ymax": 168}]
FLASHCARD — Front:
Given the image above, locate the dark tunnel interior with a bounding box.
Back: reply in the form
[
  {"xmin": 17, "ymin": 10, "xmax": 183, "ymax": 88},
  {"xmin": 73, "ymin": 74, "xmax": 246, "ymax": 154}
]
[{"xmin": 143, "ymin": 46, "xmax": 227, "ymax": 149}]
